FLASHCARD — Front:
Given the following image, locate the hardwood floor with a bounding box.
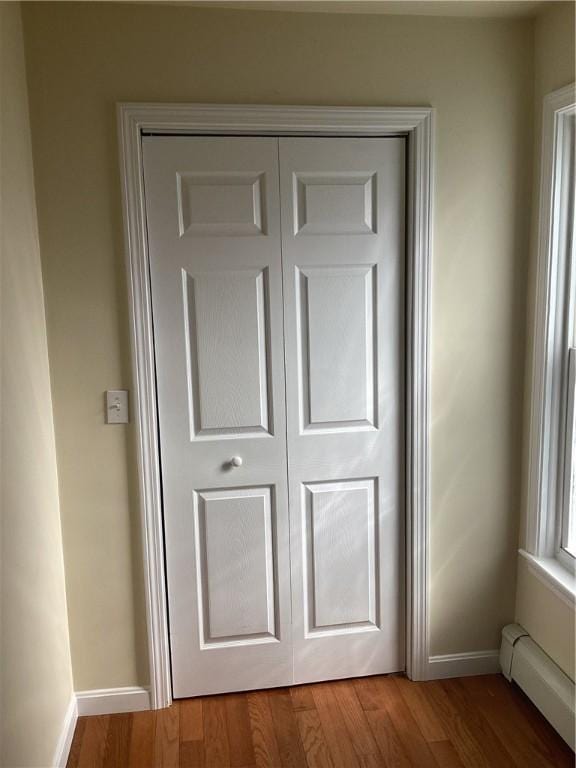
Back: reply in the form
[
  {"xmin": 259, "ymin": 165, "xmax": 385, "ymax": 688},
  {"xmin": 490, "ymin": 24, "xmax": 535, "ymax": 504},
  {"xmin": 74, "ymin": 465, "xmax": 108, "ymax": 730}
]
[{"xmin": 67, "ymin": 674, "xmax": 574, "ymax": 768}]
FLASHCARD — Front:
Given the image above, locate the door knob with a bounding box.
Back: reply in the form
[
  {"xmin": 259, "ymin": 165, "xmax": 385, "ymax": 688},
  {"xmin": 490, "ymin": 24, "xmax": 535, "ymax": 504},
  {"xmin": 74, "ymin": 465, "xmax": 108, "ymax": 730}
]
[{"xmin": 230, "ymin": 456, "xmax": 243, "ymax": 468}]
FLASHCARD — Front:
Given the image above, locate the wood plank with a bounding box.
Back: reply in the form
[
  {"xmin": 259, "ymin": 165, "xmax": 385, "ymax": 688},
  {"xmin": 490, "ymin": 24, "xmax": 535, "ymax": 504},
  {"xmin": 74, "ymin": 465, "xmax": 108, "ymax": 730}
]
[
  {"xmin": 394, "ymin": 676, "xmax": 447, "ymax": 742},
  {"xmin": 371, "ymin": 677, "xmax": 438, "ymax": 767},
  {"xmin": 353, "ymin": 676, "xmax": 384, "ymax": 711},
  {"xmin": 507, "ymin": 680, "xmax": 574, "ymax": 764},
  {"xmin": 204, "ymin": 696, "xmax": 231, "ymax": 768},
  {"xmin": 67, "ymin": 716, "xmax": 87, "ymax": 768},
  {"xmin": 311, "ymin": 682, "xmax": 361, "ymax": 768},
  {"xmin": 365, "ymin": 709, "xmax": 411, "ymax": 768},
  {"xmin": 154, "ymin": 705, "xmax": 180, "ymax": 768},
  {"xmin": 290, "ymin": 685, "xmax": 316, "ymax": 712},
  {"xmin": 459, "ymin": 675, "xmax": 573, "ymax": 768},
  {"xmin": 181, "ymin": 698, "xmax": 204, "ymax": 743},
  {"xmin": 180, "ymin": 740, "xmax": 205, "ymax": 768},
  {"xmin": 358, "ymin": 756, "xmax": 385, "ymax": 768},
  {"xmin": 102, "ymin": 713, "xmax": 132, "ymax": 768},
  {"xmin": 439, "ymin": 679, "xmax": 516, "ymax": 768},
  {"xmin": 295, "ymin": 709, "xmax": 335, "ymax": 768},
  {"xmin": 455, "ymin": 674, "xmax": 500, "ymax": 698},
  {"xmin": 428, "ymin": 740, "xmax": 465, "ymax": 768},
  {"xmin": 128, "ymin": 710, "xmax": 155, "ymax": 768},
  {"xmin": 268, "ymin": 688, "xmax": 307, "ymax": 768},
  {"xmin": 425, "ymin": 680, "xmax": 501, "ymax": 768},
  {"xmin": 225, "ymin": 693, "xmax": 256, "ymax": 767},
  {"xmin": 78, "ymin": 716, "xmax": 110, "ymax": 768},
  {"xmin": 330, "ymin": 680, "xmax": 380, "ymax": 758},
  {"xmin": 67, "ymin": 674, "xmax": 576, "ymax": 768},
  {"xmin": 247, "ymin": 691, "xmax": 283, "ymax": 768}
]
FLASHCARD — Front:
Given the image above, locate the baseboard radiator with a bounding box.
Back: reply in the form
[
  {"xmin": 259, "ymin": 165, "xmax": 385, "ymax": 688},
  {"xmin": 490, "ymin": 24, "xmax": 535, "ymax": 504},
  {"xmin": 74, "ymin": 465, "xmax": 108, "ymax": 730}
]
[{"xmin": 500, "ymin": 624, "xmax": 575, "ymax": 750}]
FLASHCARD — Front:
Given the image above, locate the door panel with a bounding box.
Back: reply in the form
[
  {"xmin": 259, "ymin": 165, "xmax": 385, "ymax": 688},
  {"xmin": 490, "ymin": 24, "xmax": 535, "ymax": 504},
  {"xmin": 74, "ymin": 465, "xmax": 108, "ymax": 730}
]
[
  {"xmin": 183, "ymin": 268, "xmax": 272, "ymax": 437},
  {"xmin": 280, "ymin": 137, "xmax": 405, "ymax": 684},
  {"xmin": 303, "ymin": 478, "xmax": 378, "ymax": 633},
  {"xmin": 143, "ymin": 137, "xmax": 291, "ymax": 698},
  {"xmin": 195, "ymin": 486, "xmax": 277, "ymax": 644},
  {"xmin": 297, "ymin": 264, "xmax": 376, "ymax": 430},
  {"xmin": 177, "ymin": 171, "xmax": 267, "ymax": 237},
  {"xmin": 293, "ymin": 172, "xmax": 377, "ymax": 235}
]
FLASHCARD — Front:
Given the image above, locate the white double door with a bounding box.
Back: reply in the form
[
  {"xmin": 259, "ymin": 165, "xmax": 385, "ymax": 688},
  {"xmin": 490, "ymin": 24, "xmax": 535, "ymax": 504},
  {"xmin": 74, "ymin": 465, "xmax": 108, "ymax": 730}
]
[{"xmin": 143, "ymin": 135, "xmax": 405, "ymax": 698}]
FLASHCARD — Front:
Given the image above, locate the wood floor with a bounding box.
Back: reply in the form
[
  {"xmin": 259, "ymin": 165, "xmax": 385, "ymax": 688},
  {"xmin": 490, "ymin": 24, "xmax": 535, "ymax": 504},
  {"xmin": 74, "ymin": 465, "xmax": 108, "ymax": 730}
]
[{"xmin": 67, "ymin": 674, "xmax": 573, "ymax": 768}]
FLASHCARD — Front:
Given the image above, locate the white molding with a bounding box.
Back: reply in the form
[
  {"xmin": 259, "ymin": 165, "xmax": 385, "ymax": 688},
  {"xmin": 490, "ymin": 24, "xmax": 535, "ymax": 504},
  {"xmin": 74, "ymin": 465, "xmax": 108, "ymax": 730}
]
[
  {"xmin": 118, "ymin": 106, "xmax": 172, "ymax": 710},
  {"xmin": 117, "ymin": 102, "xmax": 434, "ymax": 704},
  {"xmin": 519, "ymin": 548, "xmax": 576, "ymax": 608},
  {"xmin": 52, "ymin": 695, "xmax": 77, "ymax": 768},
  {"xmin": 560, "ymin": 347, "xmax": 576, "ymax": 562},
  {"xmin": 76, "ymin": 686, "xmax": 151, "ymax": 717},
  {"xmin": 405, "ymin": 105, "xmax": 434, "ymax": 682},
  {"xmin": 527, "ymin": 82, "xmax": 576, "ymax": 557},
  {"xmin": 118, "ymin": 103, "xmax": 434, "ymax": 137},
  {"xmin": 427, "ymin": 650, "xmax": 501, "ymax": 679}
]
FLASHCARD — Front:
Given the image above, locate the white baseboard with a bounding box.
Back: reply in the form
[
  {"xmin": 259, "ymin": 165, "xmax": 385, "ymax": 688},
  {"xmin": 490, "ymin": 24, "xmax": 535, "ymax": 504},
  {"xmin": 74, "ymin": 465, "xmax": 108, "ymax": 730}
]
[
  {"xmin": 76, "ymin": 686, "xmax": 151, "ymax": 716},
  {"xmin": 427, "ymin": 650, "xmax": 501, "ymax": 679},
  {"xmin": 52, "ymin": 695, "xmax": 78, "ymax": 768}
]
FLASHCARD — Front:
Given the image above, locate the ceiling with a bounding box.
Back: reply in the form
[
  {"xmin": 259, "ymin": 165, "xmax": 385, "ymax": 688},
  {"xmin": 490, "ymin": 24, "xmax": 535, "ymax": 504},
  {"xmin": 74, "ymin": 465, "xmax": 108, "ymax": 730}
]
[{"xmin": 169, "ymin": 0, "xmax": 551, "ymax": 18}]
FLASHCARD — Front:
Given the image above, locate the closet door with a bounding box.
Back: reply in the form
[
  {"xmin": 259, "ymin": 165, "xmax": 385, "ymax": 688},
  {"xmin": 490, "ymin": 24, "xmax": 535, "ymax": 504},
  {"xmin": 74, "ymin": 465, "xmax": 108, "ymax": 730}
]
[
  {"xmin": 143, "ymin": 137, "xmax": 292, "ymax": 697},
  {"xmin": 279, "ymin": 138, "xmax": 405, "ymax": 683}
]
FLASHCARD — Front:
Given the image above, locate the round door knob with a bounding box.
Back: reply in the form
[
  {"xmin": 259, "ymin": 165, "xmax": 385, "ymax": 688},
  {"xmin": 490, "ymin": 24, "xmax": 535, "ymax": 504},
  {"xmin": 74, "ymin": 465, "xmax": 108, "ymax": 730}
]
[{"xmin": 230, "ymin": 456, "xmax": 243, "ymax": 468}]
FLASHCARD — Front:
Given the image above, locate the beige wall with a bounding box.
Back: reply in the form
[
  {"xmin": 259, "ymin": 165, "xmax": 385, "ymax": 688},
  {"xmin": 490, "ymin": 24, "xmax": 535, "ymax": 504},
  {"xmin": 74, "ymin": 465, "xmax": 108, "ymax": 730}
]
[
  {"xmin": 534, "ymin": 1, "xmax": 575, "ymax": 99},
  {"xmin": 515, "ymin": 0, "xmax": 575, "ymax": 681},
  {"xmin": 0, "ymin": 4, "xmax": 74, "ymax": 766},
  {"xmin": 22, "ymin": 2, "xmax": 534, "ymax": 689},
  {"xmin": 516, "ymin": 559, "xmax": 575, "ymax": 680}
]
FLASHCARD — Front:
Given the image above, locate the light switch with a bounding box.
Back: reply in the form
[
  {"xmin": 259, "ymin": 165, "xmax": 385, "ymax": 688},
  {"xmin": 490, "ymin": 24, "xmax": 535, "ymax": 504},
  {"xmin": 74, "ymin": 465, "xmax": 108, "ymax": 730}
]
[{"xmin": 106, "ymin": 390, "xmax": 129, "ymax": 424}]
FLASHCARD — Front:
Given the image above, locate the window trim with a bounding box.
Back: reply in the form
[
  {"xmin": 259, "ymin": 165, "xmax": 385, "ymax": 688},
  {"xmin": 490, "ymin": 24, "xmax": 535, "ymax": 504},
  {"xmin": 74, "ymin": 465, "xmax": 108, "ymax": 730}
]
[
  {"xmin": 559, "ymin": 347, "xmax": 575, "ymax": 564},
  {"xmin": 526, "ymin": 83, "xmax": 576, "ymax": 581}
]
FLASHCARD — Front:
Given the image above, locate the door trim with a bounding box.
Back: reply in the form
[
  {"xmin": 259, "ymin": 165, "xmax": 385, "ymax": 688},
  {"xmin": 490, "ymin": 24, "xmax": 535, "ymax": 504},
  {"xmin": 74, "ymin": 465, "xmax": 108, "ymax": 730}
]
[{"xmin": 117, "ymin": 103, "xmax": 434, "ymax": 709}]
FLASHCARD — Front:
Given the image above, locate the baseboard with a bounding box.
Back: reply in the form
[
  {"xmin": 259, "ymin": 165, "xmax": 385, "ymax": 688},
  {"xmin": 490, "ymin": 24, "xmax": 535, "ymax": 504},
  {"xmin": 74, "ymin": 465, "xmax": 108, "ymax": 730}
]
[
  {"xmin": 427, "ymin": 650, "xmax": 501, "ymax": 679},
  {"xmin": 501, "ymin": 623, "xmax": 575, "ymax": 750},
  {"xmin": 52, "ymin": 695, "xmax": 78, "ymax": 768},
  {"xmin": 76, "ymin": 686, "xmax": 151, "ymax": 716}
]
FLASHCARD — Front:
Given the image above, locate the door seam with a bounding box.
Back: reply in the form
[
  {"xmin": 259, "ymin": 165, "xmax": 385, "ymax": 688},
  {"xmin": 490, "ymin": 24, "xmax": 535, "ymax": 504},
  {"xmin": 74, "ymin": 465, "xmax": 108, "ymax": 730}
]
[{"xmin": 276, "ymin": 137, "xmax": 296, "ymax": 685}]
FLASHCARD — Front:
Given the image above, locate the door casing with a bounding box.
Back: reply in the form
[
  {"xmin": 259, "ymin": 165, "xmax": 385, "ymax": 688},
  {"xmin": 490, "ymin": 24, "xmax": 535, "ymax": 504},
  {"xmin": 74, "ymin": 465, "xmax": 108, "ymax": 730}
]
[{"xmin": 117, "ymin": 103, "xmax": 434, "ymax": 709}]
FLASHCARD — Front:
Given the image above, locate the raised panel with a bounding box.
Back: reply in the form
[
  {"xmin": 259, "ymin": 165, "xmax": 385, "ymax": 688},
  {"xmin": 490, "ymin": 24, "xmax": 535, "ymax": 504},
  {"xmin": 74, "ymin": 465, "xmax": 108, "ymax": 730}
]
[
  {"xmin": 296, "ymin": 265, "xmax": 377, "ymax": 433},
  {"xmin": 194, "ymin": 486, "xmax": 278, "ymax": 647},
  {"xmin": 303, "ymin": 478, "xmax": 378, "ymax": 636},
  {"xmin": 177, "ymin": 172, "xmax": 266, "ymax": 236},
  {"xmin": 183, "ymin": 268, "xmax": 273, "ymax": 439},
  {"xmin": 294, "ymin": 172, "xmax": 376, "ymax": 235}
]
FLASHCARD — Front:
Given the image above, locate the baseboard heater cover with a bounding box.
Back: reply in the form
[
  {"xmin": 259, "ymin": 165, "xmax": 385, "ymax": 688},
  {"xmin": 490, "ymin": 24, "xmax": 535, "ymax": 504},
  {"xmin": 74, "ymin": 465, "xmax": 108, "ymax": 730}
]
[{"xmin": 500, "ymin": 623, "xmax": 575, "ymax": 750}]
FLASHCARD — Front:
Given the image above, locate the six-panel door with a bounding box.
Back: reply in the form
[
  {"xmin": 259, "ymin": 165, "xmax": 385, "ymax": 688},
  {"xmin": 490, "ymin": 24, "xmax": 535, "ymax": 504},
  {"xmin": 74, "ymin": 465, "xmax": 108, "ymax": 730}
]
[{"xmin": 143, "ymin": 135, "xmax": 405, "ymax": 698}]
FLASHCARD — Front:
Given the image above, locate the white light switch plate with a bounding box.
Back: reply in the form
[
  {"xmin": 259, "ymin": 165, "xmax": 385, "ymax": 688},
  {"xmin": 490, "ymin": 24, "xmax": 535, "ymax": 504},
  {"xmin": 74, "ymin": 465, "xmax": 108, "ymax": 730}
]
[{"xmin": 106, "ymin": 390, "xmax": 129, "ymax": 424}]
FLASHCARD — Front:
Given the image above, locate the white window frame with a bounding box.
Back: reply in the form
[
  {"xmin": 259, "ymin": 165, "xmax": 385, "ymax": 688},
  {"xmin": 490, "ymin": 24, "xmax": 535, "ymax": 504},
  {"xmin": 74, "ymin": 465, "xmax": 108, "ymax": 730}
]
[
  {"xmin": 523, "ymin": 83, "xmax": 576, "ymax": 600},
  {"xmin": 562, "ymin": 347, "xmax": 576, "ymax": 560}
]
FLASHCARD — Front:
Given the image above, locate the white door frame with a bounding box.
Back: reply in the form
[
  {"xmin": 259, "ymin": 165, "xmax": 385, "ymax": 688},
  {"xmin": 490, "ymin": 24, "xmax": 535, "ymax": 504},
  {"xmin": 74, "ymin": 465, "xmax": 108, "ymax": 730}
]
[{"xmin": 117, "ymin": 103, "xmax": 434, "ymax": 709}]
